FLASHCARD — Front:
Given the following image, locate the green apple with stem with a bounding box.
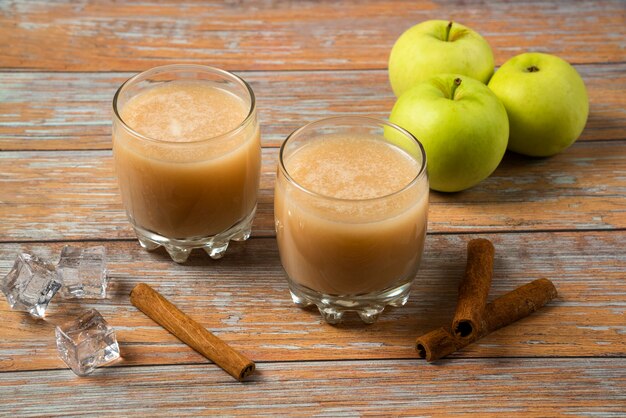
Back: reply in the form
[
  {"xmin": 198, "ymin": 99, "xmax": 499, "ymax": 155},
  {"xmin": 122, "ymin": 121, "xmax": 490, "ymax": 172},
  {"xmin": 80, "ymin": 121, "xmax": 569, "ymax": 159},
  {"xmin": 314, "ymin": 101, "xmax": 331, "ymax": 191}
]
[
  {"xmin": 389, "ymin": 74, "xmax": 509, "ymax": 192},
  {"xmin": 389, "ymin": 20, "xmax": 495, "ymax": 97},
  {"xmin": 488, "ymin": 52, "xmax": 589, "ymax": 157}
]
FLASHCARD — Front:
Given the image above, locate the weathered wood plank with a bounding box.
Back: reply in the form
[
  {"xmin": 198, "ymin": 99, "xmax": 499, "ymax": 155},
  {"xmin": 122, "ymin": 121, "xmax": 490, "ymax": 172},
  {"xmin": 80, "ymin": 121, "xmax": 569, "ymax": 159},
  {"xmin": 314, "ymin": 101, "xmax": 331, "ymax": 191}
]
[
  {"xmin": 0, "ymin": 359, "xmax": 624, "ymax": 416},
  {"xmin": 0, "ymin": 1, "xmax": 622, "ymax": 413},
  {"xmin": 0, "ymin": 231, "xmax": 623, "ymax": 371},
  {"xmin": 1, "ymin": 64, "xmax": 624, "ymax": 151},
  {"xmin": 1, "ymin": 0, "xmax": 624, "ymax": 72},
  {"xmin": 0, "ymin": 141, "xmax": 624, "ymax": 242}
]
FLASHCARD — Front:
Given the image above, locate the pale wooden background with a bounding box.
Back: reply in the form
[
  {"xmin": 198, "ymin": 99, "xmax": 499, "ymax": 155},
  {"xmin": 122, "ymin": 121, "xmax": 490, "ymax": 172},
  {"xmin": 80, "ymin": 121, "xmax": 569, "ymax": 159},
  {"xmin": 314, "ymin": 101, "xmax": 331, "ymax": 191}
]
[{"xmin": 0, "ymin": 0, "xmax": 625, "ymax": 416}]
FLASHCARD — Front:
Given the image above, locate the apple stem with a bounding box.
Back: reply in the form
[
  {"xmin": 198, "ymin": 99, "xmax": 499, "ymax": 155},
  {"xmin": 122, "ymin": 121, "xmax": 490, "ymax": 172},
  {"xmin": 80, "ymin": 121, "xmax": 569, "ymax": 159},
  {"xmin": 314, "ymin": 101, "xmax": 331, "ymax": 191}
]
[
  {"xmin": 446, "ymin": 21, "xmax": 453, "ymax": 42},
  {"xmin": 450, "ymin": 77, "xmax": 462, "ymax": 100}
]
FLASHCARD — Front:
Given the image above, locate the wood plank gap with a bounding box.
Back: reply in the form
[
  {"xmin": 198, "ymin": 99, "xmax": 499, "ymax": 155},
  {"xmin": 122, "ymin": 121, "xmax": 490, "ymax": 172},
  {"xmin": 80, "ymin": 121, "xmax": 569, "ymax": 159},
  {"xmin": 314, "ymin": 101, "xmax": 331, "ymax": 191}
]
[
  {"xmin": 2, "ymin": 60, "xmax": 626, "ymax": 73},
  {"xmin": 0, "ymin": 237, "xmax": 138, "ymax": 245},
  {"xmin": 3, "ymin": 138, "xmax": 621, "ymax": 152},
  {"xmin": 0, "ymin": 140, "xmax": 626, "ymax": 154},
  {"xmin": 428, "ymin": 227, "xmax": 626, "ymax": 236},
  {"xmin": 3, "ymin": 354, "xmax": 625, "ymax": 376},
  {"xmin": 0, "ymin": 148, "xmax": 112, "ymax": 153},
  {"xmin": 2, "ymin": 137, "xmax": 625, "ymax": 154},
  {"xmin": 1, "ymin": 227, "xmax": 624, "ymax": 245},
  {"xmin": 3, "ymin": 60, "xmax": 626, "ymax": 75},
  {"xmin": 0, "ymin": 68, "xmax": 389, "ymax": 74}
]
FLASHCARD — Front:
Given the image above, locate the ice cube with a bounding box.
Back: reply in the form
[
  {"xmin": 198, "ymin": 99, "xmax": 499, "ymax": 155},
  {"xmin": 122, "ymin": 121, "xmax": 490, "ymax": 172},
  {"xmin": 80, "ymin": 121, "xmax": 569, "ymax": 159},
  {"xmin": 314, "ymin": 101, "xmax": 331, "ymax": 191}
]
[
  {"xmin": 55, "ymin": 308, "xmax": 120, "ymax": 376},
  {"xmin": 57, "ymin": 245, "xmax": 108, "ymax": 299},
  {"xmin": 1, "ymin": 252, "xmax": 62, "ymax": 318}
]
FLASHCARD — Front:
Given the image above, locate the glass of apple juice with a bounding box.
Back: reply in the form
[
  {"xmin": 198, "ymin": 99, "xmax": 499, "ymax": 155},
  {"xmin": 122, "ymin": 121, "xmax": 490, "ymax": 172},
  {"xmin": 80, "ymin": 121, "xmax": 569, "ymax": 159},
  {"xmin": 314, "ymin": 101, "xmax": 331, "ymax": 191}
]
[
  {"xmin": 112, "ymin": 65, "xmax": 261, "ymax": 263},
  {"xmin": 274, "ymin": 116, "xmax": 429, "ymax": 324}
]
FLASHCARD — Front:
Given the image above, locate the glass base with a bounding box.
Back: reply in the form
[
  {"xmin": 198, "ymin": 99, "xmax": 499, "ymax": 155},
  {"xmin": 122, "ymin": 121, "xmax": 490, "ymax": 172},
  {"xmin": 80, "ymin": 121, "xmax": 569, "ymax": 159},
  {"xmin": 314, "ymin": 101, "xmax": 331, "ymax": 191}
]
[
  {"xmin": 287, "ymin": 280, "xmax": 412, "ymax": 324},
  {"xmin": 131, "ymin": 206, "xmax": 256, "ymax": 263}
]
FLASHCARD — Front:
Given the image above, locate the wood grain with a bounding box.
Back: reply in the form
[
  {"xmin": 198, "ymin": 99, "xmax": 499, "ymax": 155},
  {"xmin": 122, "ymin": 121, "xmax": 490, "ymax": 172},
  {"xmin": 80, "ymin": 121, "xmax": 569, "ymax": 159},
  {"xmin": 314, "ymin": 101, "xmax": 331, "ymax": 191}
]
[
  {"xmin": 1, "ymin": 0, "xmax": 624, "ymax": 72},
  {"xmin": 1, "ymin": 64, "xmax": 624, "ymax": 151},
  {"xmin": 1, "ymin": 359, "xmax": 624, "ymax": 416},
  {"xmin": 0, "ymin": 141, "xmax": 624, "ymax": 242},
  {"xmin": 0, "ymin": 231, "xmax": 623, "ymax": 372}
]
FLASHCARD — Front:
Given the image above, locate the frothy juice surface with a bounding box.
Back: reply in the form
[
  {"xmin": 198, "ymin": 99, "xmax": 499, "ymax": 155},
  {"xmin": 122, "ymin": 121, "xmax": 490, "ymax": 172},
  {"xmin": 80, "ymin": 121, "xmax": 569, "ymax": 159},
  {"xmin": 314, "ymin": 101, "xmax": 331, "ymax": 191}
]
[
  {"xmin": 275, "ymin": 135, "xmax": 429, "ymax": 295},
  {"xmin": 113, "ymin": 80, "xmax": 261, "ymax": 239},
  {"xmin": 121, "ymin": 81, "xmax": 248, "ymax": 142},
  {"xmin": 285, "ymin": 136, "xmax": 419, "ymax": 200}
]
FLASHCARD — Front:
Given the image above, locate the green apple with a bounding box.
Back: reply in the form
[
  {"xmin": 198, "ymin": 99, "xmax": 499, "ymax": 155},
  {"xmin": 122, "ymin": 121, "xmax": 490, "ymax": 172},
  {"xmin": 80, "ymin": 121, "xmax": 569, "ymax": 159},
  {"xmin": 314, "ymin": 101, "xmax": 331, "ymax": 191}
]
[
  {"xmin": 389, "ymin": 74, "xmax": 509, "ymax": 192},
  {"xmin": 389, "ymin": 20, "xmax": 495, "ymax": 97},
  {"xmin": 488, "ymin": 52, "xmax": 588, "ymax": 157}
]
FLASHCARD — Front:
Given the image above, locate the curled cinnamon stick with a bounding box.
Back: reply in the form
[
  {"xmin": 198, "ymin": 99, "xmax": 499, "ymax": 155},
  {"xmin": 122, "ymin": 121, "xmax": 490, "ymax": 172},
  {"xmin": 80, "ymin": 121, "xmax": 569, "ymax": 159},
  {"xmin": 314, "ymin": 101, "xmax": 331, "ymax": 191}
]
[
  {"xmin": 130, "ymin": 283, "xmax": 255, "ymax": 381},
  {"xmin": 452, "ymin": 238, "xmax": 495, "ymax": 340},
  {"xmin": 416, "ymin": 278, "xmax": 558, "ymax": 362}
]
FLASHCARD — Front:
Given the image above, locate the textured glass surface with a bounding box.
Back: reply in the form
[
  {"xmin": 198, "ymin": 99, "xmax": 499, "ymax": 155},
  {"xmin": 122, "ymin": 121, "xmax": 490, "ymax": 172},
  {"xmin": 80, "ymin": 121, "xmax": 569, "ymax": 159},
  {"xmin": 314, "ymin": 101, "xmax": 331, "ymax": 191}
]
[
  {"xmin": 55, "ymin": 309, "xmax": 120, "ymax": 376},
  {"xmin": 0, "ymin": 253, "xmax": 61, "ymax": 318},
  {"xmin": 57, "ymin": 246, "xmax": 108, "ymax": 299}
]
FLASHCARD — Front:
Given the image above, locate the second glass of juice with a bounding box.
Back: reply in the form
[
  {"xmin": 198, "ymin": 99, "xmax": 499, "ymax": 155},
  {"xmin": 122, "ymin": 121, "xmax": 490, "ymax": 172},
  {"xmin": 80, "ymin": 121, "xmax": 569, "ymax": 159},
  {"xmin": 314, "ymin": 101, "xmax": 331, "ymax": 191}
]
[
  {"xmin": 275, "ymin": 116, "xmax": 429, "ymax": 324},
  {"xmin": 112, "ymin": 65, "xmax": 261, "ymax": 263}
]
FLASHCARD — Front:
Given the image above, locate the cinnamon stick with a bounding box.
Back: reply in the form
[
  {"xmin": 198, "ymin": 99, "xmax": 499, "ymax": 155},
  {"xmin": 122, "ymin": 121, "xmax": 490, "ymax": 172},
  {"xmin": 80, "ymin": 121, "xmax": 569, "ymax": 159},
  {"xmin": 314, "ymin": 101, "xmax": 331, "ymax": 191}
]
[
  {"xmin": 452, "ymin": 238, "xmax": 495, "ymax": 340},
  {"xmin": 416, "ymin": 278, "xmax": 558, "ymax": 362},
  {"xmin": 482, "ymin": 278, "xmax": 558, "ymax": 332},
  {"xmin": 415, "ymin": 327, "xmax": 457, "ymax": 362},
  {"xmin": 130, "ymin": 283, "xmax": 255, "ymax": 381}
]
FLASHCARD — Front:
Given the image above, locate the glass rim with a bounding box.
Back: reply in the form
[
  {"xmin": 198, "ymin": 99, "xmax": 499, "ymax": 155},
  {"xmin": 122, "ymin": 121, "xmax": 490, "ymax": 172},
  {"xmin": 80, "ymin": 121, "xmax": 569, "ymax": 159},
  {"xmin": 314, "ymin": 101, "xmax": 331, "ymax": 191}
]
[
  {"xmin": 112, "ymin": 64, "xmax": 256, "ymax": 145},
  {"xmin": 278, "ymin": 116, "xmax": 427, "ymax": 203}
]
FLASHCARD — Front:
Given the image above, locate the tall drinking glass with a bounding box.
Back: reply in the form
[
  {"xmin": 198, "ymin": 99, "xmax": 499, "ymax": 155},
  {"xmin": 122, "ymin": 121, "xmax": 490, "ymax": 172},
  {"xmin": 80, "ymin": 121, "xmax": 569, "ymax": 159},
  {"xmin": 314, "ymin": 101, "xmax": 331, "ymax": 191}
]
[
  {"xmin": 275, "ymin": 116, "xmax": 429, "ymax": 324},
  {"xmin": 112, "ymin": 65, "xmax": 261, "ymax": 263}
]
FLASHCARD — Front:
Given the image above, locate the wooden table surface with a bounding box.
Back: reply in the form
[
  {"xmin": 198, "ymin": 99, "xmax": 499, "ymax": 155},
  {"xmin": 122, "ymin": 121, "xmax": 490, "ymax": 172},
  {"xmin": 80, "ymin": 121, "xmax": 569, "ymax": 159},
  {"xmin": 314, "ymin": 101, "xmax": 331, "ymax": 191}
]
[{"xmin": 1, "ymin": 0, "xmax": 625, "ymax": 416}]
